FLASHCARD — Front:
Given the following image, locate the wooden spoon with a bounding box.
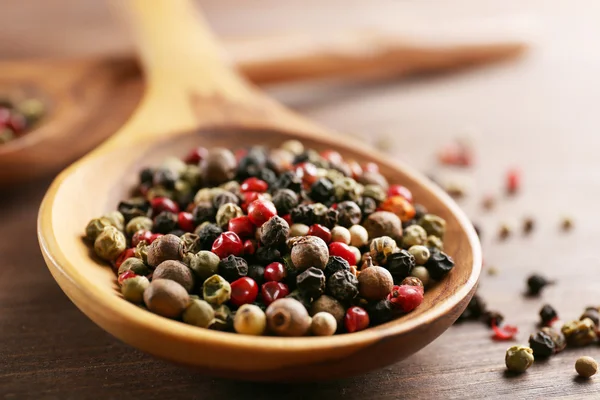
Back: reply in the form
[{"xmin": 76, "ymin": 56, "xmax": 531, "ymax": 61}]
[
  {"xmin": 38, "ymin": 0, "xmax": 480, "ymax": 381},
  {"xmin": 0, "ymin": 31, "xmax": 525, "ymax": 186}
]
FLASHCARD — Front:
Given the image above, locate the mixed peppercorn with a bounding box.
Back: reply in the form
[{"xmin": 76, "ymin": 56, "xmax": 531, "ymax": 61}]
[
  {"xmin": 84, "ymin": 141, "xmax": 455, "ymax": 336},
  {"xmin": 0, "ymin": 95, "xmax": 45, "ymax": 144}
]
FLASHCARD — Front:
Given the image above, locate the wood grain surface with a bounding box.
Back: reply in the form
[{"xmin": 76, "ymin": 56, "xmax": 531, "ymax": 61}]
[{"xmin": 2, "ymin": 0, "xmax": 600, "ymax": 399}]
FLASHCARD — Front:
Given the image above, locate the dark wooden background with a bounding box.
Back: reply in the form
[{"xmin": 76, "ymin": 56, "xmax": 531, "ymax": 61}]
[{"xmin": 2, "ymin": 1, "xmax": 600, "ymax": 399}]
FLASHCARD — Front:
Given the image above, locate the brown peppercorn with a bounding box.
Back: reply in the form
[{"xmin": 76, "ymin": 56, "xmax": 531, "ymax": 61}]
[
  {"xmin": 201, "ymin": 147, "xmax": 237, "ymax": 185},
  {"xmin": 291, "ymin": 235, "xmax": 329, "ymax": 271},
  {"xmin": 363, "ymin": 211, "xmax": 403, "ymax": 243},
  {"xmin": 153, "ymin": 260, "xmax": 195, "ymax": 293},
  {"xmin": 143, "ymin": 279, "xmax": 189, "ymax": 318},
  {"xmin": 358, "ymin": 265, "xmax": 394, "ymax": 301},
  {"xmin": 146, "ymin": 234, "xmax": 183, "ymax": 267},
  {"xmin": 310, "ymin": 295, "xmax": 345, "ymax": 324},
  {"xmin": 266, "ymin": 298, "xmax": 312, "ymax": 337}
]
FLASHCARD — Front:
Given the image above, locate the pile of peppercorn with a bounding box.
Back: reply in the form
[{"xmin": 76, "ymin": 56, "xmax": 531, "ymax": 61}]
[
  {"xmin": 0, "ymin": 95, "xmax": 45, "ymax": 144},
  {"xmin": 84, "ymin": 141, "xmax": 455, "ymax": 336}
]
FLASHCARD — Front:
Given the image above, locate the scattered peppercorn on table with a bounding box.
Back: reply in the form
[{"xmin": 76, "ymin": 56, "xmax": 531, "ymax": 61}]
[{"xmin": 4, "ymin": 0, "xmax": 600, "ymax": 398}]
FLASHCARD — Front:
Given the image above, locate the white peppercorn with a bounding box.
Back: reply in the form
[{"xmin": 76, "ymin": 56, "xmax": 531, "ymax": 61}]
[
  {"xmin": 330, "ymin": 226, "xmax": 351, "ymax": 245},
  {"xmin": 349, "ymin": 224, "xmax": 368, "ymax": 247},
  {"xmin": 311, "ymin": 312, "xmax": 337, "ymax": 336},
  {"xmin": 234, "ymin": 304, "xmax": 267, "ymax": 335}
]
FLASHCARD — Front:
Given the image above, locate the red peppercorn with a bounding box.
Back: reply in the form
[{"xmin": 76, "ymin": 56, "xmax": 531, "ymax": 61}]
[
  {"xmin": 183, "ymin": 146, "xmax": 208, "ymax": 164},
  {"xmin": 282, "ymin": 214, "xmax": 292, "ymax": 225},
  {"xmin": 148, "ymin": 233, "xmax": 163, "ymax": 244},
  {"xmin": 387, "ymin": 185, "xmax": 413, "ymax": 203},
  {"xmin": 177, "ymin": 212, "xmax": 195, "ymax": 232},
  {"xmin": 308, "ymin": 224, "xmax": 332, "ymax": 243},
  {"xmin": 294, "ymin": 162, "xmax": 318, "ymax": 187},
  {"xmin": 241, "ymin": 177, "xmax": 269, "ymax": 193},
  {"xmin": 228, "ymin": 216, "xmax": 256, "ymax": 238},
  {"xmin": 491, "ymin": 320, "xmax": 519, "ymax": 341},
  {"xmin": 347, "ymin": 161, "xmax": 363, "ymax": 180},
  {"xmin": 132, "ymin": 230, "xmax": 153, "ymax": 247},
  {"xmin": 363, "ymin": 162, "xmax": 379, "ymax": 173},
  {"xmin": 329, "ymin": 242, "xmax": 356, "ymax": 266},
  {"xmin": 243, "ymin": 239, "xmax": 257, "ymax": 256},
  {"xmin": 150, "ymin": 197, "xmax": 179, "ymax": 215},
  {"xmin": 344, "ymin": 306, "xmax": 370, "ymax": 333},
  {"xmin": 264, "ymin": 262, "xmax": 286, "ymax": 282},
  {"xmin": 118, "ymin": 270, "xmax": 138, "ymax": 286},
  {"xmin": 261, "ymin": 281, "xmax": 290, "ymax": 306},
  {"xmin": 230, "ymin": 277, "xmax": 259, "ymax": 306},
  {"xmin": 506, "ymin": 168, "xmax": 521, "ymax": 195},
  {"xmin": 211, "ymin": 231, "xmax": 243, "ymax": 259},
  {"xmin": 387, "ymin": 285, "xmax": 424, "ymax": 312},
  {"xmin": 114, "ymin": 248, "xmax": 136, "ymax": 271},
  {"xmin": 247, "ymin": 199, "xmax": 277, "ymax": 227},
  {"xmin": 0, "ymin": 108, "xmax": 10, "ymax": 125},
  {"xmin": 320, "ymin": 150, "xmax": 343, "ymax": 165},
  {"xmin": 234, "ymin": 148, "xmax": 248, "ymax": 162},
  {"xmin": 8, "ymin": 113, "xmax": 26, "ymax": 133}
]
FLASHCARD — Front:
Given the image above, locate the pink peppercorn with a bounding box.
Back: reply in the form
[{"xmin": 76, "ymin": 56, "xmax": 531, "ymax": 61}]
[
  {"xmin": 228, "ymin": 216, "xmax": 256, "ymax": 238},
  {"xmin": 230, "ymin": 277, "xmax": 259, "ymax": 306},
  {"xmin": 261, "ymin": 281, "xmax": 290, "ymax": 306},
  {"xmin": 241, "ymin": 177, "xmax": 269, "ymax": 193},
  {"xmin": 247, "ymin": 199, "xmax": 277, "ymax": 227},
  {"xmin": 150, "ymin": 197, "xmax": 179, "ymax": 215},
  {"xmin": 211, "ymin": 232, "xmax": 243, "ymax": 259},
  {"xmin": 344, "ymin": 306, "xmax": 370, "ymax": 333},
  {"xmin": 329, "ymin": 242, "xmax": 357, "ymax": 266},
  {"xmin": 117, "ymin": 270, "xmax": 137, "ymax": 286},
  {"xmin": 177, "ymin": 212, "xmax": 195, "ymax": 232},
  {"xmin": 114, "ymin": 248, "xmax": 136, "ymax": 270},
  {"xmin": 131, "ymin": 230, "xmax": 152, "ymax": 247},
  {"xmin": 148, "ymin": 233, "xmax": 163, "ymax": 244},
  {"xmin": 506, "ymin": 168, "xmax": 521, "ymax": 194},
  {"xmin": 387, "ymin": 185, "xmax": 413, "ymax": 203},
  {"xmin": 387, "ymin": 285, "xmax": 424, "ymax": 312},
  {"xmin": 183, "ymin": 146, "xmax": 208, "ymax": 164},
  {"xmin": 264, "ymin": 262, "xmax": 286, "ymax": 282},
  {"xmin": 308, "ymin": 224, "xmax": 332, "ymax": 243},
  {"xmin": 243, "ymin": 239, "xmax": 257, "ymax": 256}
]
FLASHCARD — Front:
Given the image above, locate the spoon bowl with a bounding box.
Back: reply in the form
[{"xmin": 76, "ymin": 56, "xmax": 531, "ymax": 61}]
[{"xmin": 38, "ymin": 0, "xmax": 481, "ymax": 381}]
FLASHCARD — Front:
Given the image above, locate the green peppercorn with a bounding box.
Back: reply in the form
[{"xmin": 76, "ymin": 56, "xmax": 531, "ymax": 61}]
[
  {"xmin": 296, "ymin": 267, "xmax": 326, "ymax": 298},
  {"xmin": 234, "ymin": 304, "xmax": 267, "ymax": 335},
  {"xmin": 203, "ymin": 274, "xmax": 231, "ymax": 306},
  {"xmin": 0, "ymin": 128, "xmax": 15, "ymax": 143},
  {"xmin": 260, "ymin": 215, "xmax": 290, "ymax": 247},
  {"xmin": 215, "ymin": 203, "xmax": 243, "ymax": 229},
  {"xmin": 143, "ymin": 279, "xmax": 189, "ymax": 318},
  {"xmin": 146, "ymin": 186, "xmax": 173, "ymax": 201},
  {"xmin": 327, "ymin": 269, "xmax": 359, "ymax": 301},
  {"xmin": 410, "ymin": 266, "xmax": 430, "ymax": 287},
  {"xmin": 146, "ymin": 234, "xmax": 183, "ymax": 267},
  {"xmin": 562, "ymin": 318, "xmax": 598, "ymax": 346},
  {"xmin": 576, "ymin": 356, "xmax": 598, "ymax": 378},
  {"xmin": 210, "ymin": 304, "xmax": 234, "ymax": 331},
  {"xmin": 121, "ymin": 275, "xmax": 150, "ymax": 304},
  {"xmin": 369, "ymin": 236, "xmax": 397, "ymax": 265},
  {"xmin": 291, "ymin": 236, "xmax": 329, "ymax": 271},
  {"xmin": 187, "ymin": 250, "xmax": 220, "ymax": 281},
  {"xmin": 419, "ymin": 214, "xmax": 446, "ymax": 238},
  {"xmin": 266, "ymin": 298, "xmax": 312, "ymax": 337},
  {"xmin": 183, "ymin": 299, "xmax": 215, "ymax": 328},
  {"xmin": 505, "ymin": 345, "xmax": 534, "ymax": 373},
  {"xmin": 580, "ymin": 307, "xmax": 600, "ymax": 327},
  {"xmin": 118, "ymin": 257, "xmax": 150, "ymax": 276},
  {"xmin": 311, "ymin": 312, "xmax": 337, "ymax": 336},
  {"xmin": 363, "ymin": 211, "xmax": 403, "ymax": 243},
  {"xmin": 153, "ymin": 260, "xmax": 195, "ymax": 293},
  {"xmin": 94, "ymin": 226, "xmax": 126, "ymax": 261},
  {"xmin": 201, "ymin": 147, "xmax": 237, "ymax": 185},
  {"xmin": 358, "ymin": 265, "xmax": 394, "ymax": 301},
  {"xmin": 333, "ymin": 177, "xmax": 361, "ymax": 202},
  {"xmin": 408, "ymin": 245, "xmax": 430, "ymax": 265},
  {"xmin": 179, "ymin": 233, "xmax": 200, "ymax": 254},
  {"xmin": 426, "ymin": 235, "xmax": 444, "ymax": 251},
  {"xmin": 125, "ymin": 216, "xmax": 153, "ymax": 237},
  {"xmin": 134, "ymin": 241, "xmax": 149, "ymax": 264},
  {"xmin": 103, "ymin": 211, "xmax": 125, "ymax": 232},
  {"xmin": 310, "ymin": 295, "xmax": 346, "ymax": 324},
  {"xmin": 181, "ymin": 164, "xmax": 202, "ymax": 187},
  {"xmin": 403, "ymin": 225, "xmax": 427, "ymax": 248},
  {"xmin": 85, "ymin": 217, "xmax": 114, "ymax": 242},
  {"xmin": 362, "ymin": 184, "xmax": 387, "ymax": 203}
]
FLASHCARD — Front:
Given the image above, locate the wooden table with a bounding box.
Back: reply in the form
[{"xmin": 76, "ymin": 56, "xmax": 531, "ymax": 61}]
[{"xmin": 2, "ymin": 1, "xmax": 600, "ymax": 398}]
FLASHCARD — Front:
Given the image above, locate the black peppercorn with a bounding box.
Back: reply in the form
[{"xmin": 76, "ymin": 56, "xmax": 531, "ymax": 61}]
[
  {"xmin": 255, "ymin": 246, "xmax": 282, "ymax": 264},
  {"xmin": 290, "ymin": 204, "xmax": 315, "ymax": 225},
  {"xmin": 139, "ymin": 168, "xmax": 154, "ymax": 185},
  {"xmin": 336, "ymin": 201, "xmax": 362, "ymax": 227},
  {"xmin": 457, "ymin": 294, "xmax": 487, "ymax": 321},
  {"xmin": 414, "ymin": 203, "xmax": 428, "ymax": 220},
  {"xmin": 257, "ymin": 168, "xmax": 277, "ymax": 187},
  {"xmin": 539, "ymin": 304, "xmax": 558, "ymax": 326},
  {"xmin": 153, "ymin": 211, "xmax": 178, "ymax": 234},
  {"xmin": 218, "ymin": 255, "xmax": 248, "ymax": 282},
  {"xmin": 272, "ymin": 189, "xmax": 299, "ymax": 215},
  {"xmin": 317, "ymin": 207, "xmax": 339, "ymax": 229},
  {"xmin": 482, "ymin": 310, "xmax": 504, "ymax": 327},
  {"xmin": 212, "ymin": 191, "xmax": 239, "ymax": 209},
  {"xmin": 527, "ymin": 274, "xmax": 552, "ymax": 296},
  {"xmin": 118, "ymin": 198, "xmax": 151, "ymax": 222},
  {"xmin": 529, "ymin": 330, "xmax": 555, "ymax": 358},
  {"xmin": 286, "ymin": 290, "xmax": 312, "ymax": 311},
  {"xmin": 402, "ymin": 219, "xmax": 417, "ymax": 229},
  {"xmin": 247, "ymin": 264, "xmax": 266, "ymax": 286},
  {"xmin": 192, "ymin": 202, "xmax": 216, "ymax": 225},
  {"xmin": 424, "ymin": 250, "xmax": 455, "ymax": 280},
  {"xmin": 385, "ymin": 250, "xmax": 415, "ymax": 282},
  {"xmin": 296, "ymin": 267, "xmax": 326, "ymax": 298},
  {"xmin": 327, "ymin": 269, "xmax": 359, "ymax": 302},
  {"xmin": 357, "ymin": 196, "xmax": 377, "ymax": 218},
  {"xmin": 260, "ymin": 215, "xmax": 290, "ymax": 247},
  {"xmin": 273, "ymin": 171, "xmax": 302, "ymax": 193},
  {"xmin": 310, "ymin": 178, "xmax": 335, "ymax": 203},
  {"xmin": 324, "ymin": 256, "xmax": 350, "ymax": 278},
  {"xmin": 366, "ymin": 299, "xmax": 398, "ymax": 325},
  {"xmin": 237, "ymin": 147, "xmax": 267, "ymax": 179},
  {"xmin": 195, "ymin": 223, "xmax": 222, "ymax": 250},
  {"xmin": 153, "ymin": 168, "xmax": 178, "ymax": 189},
  {"xmin": 168, "ymin": 229, "xmax": 186, "ymax": 237}
]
